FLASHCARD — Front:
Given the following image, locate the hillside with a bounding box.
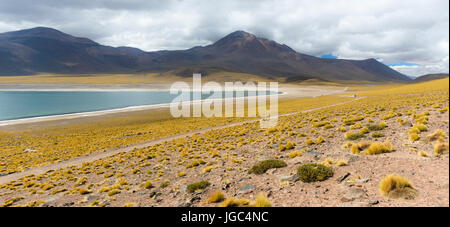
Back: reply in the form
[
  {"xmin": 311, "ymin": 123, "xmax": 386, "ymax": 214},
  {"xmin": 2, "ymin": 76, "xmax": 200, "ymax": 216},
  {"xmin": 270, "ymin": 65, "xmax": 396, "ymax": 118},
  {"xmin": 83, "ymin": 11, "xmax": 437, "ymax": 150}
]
[
  {"xmin": 0, "ymin": 27, "xmax": 411, "ymax": 82},
  {"xmin": 413, "ymin": 73, "xmax": 449, "ymax": 83}
]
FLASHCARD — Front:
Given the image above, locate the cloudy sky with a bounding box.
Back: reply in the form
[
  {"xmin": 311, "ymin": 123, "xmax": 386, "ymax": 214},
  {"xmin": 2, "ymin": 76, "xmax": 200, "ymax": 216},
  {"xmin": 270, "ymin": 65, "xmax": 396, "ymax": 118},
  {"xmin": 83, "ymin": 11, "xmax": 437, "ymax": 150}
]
[{"xmin": 0, "ymin": 0, "xmax": 448, "ymax": 77}]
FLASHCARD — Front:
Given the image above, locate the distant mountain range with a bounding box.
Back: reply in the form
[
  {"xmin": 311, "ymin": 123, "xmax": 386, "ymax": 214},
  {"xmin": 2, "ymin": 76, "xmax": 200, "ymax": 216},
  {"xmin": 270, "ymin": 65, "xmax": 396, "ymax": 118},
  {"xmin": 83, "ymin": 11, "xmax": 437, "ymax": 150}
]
[
  {"xmin": 0, "ymin": 27, "xmax": 414, "ymax": 82},
  {"xmin": 413, "ymin": 73, "xmax": 449, "ymax": 83}
]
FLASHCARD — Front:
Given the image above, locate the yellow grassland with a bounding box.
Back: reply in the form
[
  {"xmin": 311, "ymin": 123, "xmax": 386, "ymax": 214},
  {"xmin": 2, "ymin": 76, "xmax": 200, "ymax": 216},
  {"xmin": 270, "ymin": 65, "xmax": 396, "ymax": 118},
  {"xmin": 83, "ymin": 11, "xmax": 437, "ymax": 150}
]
[{"xmin": 0, "ymin": 76, "xmax": 448, "ymax": 207}]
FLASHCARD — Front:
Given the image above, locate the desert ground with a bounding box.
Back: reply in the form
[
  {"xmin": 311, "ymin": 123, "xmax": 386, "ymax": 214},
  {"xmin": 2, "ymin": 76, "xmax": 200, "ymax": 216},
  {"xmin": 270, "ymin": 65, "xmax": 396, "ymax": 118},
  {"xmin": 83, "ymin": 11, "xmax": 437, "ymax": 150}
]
[{"xmin": 0, "ymin": 75, "xmax": 448, "ymax": 207}]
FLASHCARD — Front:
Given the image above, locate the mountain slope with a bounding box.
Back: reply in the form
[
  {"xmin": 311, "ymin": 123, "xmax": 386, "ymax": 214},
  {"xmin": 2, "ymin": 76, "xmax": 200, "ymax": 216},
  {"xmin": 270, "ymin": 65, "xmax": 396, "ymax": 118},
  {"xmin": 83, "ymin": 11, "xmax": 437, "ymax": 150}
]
[
  {"xmin": 0, "ymin": 27, "xmax": 411, "ymax": 82},
  {"xmin": 413, "ymin": 73, "xmax": 449, "ymax": 83}
]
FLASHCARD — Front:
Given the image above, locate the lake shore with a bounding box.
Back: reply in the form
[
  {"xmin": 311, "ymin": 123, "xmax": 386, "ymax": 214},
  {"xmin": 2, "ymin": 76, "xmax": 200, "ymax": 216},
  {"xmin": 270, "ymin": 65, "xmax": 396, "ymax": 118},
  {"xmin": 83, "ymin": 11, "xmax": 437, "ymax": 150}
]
[{"xmin": 0, "ymin": 83, "xmax": 348, "ymax": 127}]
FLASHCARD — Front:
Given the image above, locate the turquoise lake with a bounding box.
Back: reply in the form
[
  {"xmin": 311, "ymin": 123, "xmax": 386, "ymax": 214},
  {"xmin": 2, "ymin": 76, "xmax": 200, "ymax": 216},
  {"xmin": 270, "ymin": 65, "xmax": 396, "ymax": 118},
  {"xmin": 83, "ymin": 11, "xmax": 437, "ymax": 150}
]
[{"xmin": 0, "ymin": 90, "xmax": 277, "ymax": 121}]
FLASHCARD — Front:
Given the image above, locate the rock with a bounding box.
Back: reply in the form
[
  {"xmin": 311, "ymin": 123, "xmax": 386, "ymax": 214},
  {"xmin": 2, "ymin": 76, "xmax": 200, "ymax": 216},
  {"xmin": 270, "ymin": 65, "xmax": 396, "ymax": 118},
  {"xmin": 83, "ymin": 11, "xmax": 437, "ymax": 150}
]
[
  {"xmin": 271, "ymin": 144, "xmax": 279, "ymax": 149},
  {"xmin": 238, "ymin": 184, "xmax": 255, "ymax": 194},
  {"xmin": 101, "ymin": 201, "xmax": 111, "ymax": 207},
  {"xmin": 39, "ymin": 196, "xmax": 60, "ymax": 207},
  {"xmin": 369, "ymin": 199, "xmax": 379, "ymax": 205},
  {"xmin": 238, "ymin": 177, "xmax": 249, "ymax": 182},
  {"xmin": 87, "ymin": 195, "xmax": 100, "ymax": 203},
  {"xmin": 341, "ymin": 188, "xmax": 368, "ymax": 202},
  {"xmin": 305, "ymin": 151, "xmax": 323, "ymax": 157},
  {"xmin": 355, "ymin": 178, "xmax": 370, "ymax": 183},
  {"xmin": 62, "ymin": 202, "xmax": 74, "ymax": 207},
  {"xmin": 149, "ymin": 191, "xmax": 162, "ymax": 198},
  {"xmin": 287, "ymin": 157, "xmax": 302, "ymax": 165},
  {"xmin": 336, "ymin": 173, "xmax": 351, "ymax": 183},
  {"xmin": 342, "ymin": 201, "xmax": 371, "ymax": 207},
  {"xmin": 266, "ymin": 168, "xmax": 277, "ymax": 175},
  {"xmin": 279, "ymin": 174, "xmax": 299, "ymax": 182},
  {"xmin": 190, "ymin": 196, "xmax": 201, "ymax": 203}
]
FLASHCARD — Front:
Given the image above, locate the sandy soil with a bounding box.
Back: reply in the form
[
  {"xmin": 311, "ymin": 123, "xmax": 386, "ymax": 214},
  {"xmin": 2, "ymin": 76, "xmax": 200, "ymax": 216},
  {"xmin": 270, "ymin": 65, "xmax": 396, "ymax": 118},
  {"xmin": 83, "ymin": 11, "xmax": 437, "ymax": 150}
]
[
  {"xmin": 0, "ymin": 97, "xmax": 362, "ymax": 185},
  {"xmin": 0, "ymin": 96, "xmax": 447, "ymax": 207}
]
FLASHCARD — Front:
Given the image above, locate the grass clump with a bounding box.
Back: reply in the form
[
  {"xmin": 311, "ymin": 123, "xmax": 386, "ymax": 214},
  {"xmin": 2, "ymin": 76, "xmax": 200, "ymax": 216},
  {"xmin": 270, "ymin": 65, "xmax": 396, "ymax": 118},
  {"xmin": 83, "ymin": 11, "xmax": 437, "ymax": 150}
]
[
  {"xmin": 366, "ymin": 142, "xmax": 394, "ymax": 155},
  {"xmin": 107, "ymin": 189, "xmax": 121, "ymax": 196},
  {"xmin": 371, "ymin": 132, "xmax": 385, "ymax": 138},
  {"xmin": 143, "ymin": 180, "xmax": 153, "ymax": 189},
  {"xmin": 345, "ymin": 131, "xmax": 366, "ymax": 140},
  {"xmin": 187, "ymin": 180, "xmax": 211, "ymax": 193},
  {"xmin": 254, "ymin": 193, "xmax": 272, "ymax": 207},
  {"xmin": 350, "ymin": 141, "xmax": 372, "ymax": 155},
  {"xmin": 418, "ymin": 151, "xmax": 429, "ymax": 157},
  {"xmin": 160, "ymin": 180, "xmax": 170, "ymax": 188},
  {"xmin": 221, "ymin": 198, "xmax": 251, "ymax": 207},
  {"xmin": 409, "ymin": 133, "xmax": 420, "ymax": 141},
  {"xmin": 206, "ymin": 191, "xmax": 226, "ymax": 203},
  {"xmin": 379, "ymin": 174, "xmax": 418, "ymax": 200},
  {"xmin": 297, "ymin": 163, "xmax": 333, "ymax": 183},
  {"xmin": 426, "ymin": 130, "xmax": 446, "ymax": 143},
  {"xmin": 336, "ymin": 160, "xmax": 348, "ymax": 166},
  {"xmin": 288, "ymin": 151, "xmax": 302, "ymax": 159},
  {"xmin": 123, "ymin": 202, "xmax": 136, "ymax": 207},
  {"xmin": 434, "ymin": 143, "xmax": 449, "ymax": 156},
  {"xmin": 369, "ymin": 122, "xmax": 388, "ymax": 131},
  {"xmin": 248, "ymin": 160, "xmax": 287, "ymax": 174}
]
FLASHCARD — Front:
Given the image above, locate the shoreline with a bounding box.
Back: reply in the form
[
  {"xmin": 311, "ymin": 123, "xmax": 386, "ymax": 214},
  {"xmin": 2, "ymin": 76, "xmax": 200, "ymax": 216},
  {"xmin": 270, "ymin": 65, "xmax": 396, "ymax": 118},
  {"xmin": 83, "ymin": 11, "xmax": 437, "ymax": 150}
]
[
  {"xmin": 0, "ymin": 92, "xmax": 286, "ymax": 127},
  {"xmin": 0, "ymin": 83, "xmax": 348, "ymax": 127}
]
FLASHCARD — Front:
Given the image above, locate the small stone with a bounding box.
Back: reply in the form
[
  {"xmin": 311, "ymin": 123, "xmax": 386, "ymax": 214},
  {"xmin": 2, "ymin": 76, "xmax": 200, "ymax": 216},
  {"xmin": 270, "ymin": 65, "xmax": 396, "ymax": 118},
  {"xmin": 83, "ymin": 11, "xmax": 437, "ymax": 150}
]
[
  {"xmin": 337, "ymin": 173, "xmax": 351, "ymax": 183},
  {"xmin": 87, "ymin": 195, "xmax": 100, "ymax": 203},
  {"xmin": 266, "ymin": 169, "xmax": 277, "ymax": 175},
  {"xmin": 287, "ymin": 157, "xmax": 303, "ymax": 165},
  {"xmin": 355, "ymin": 178, "xmax": 370, "ymax": 183},
  {"xmin": 190, "ymin": 196, "xmax": 201, "ymax": 203},
  {"xmin": 149, "ymin": 191, "xmax": 162, "ymax": 198},
  {"xmin": 341, "ymin": 188, "xmax": 368, "ymax": 202},
  {"xmin": 369, "ymin": 199, "xmax": 379, "ymax": 205},
  {"xmin": 342, "ymin": 201, "xmax": 371, "ymax": 207},
  {"xmin": 239, "ymin": 184, "xmax": 255, "ymax": 194},
  {"xmin": 279, "ymin": 174, "xmax": 299, "ymax": 182}
]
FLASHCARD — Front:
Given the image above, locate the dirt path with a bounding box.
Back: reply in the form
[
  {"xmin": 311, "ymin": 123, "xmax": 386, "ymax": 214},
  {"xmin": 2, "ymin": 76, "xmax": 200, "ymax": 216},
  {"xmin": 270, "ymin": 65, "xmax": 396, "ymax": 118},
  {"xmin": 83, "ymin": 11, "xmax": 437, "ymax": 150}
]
[{"xmin": 0, "ymin": 97, "xmax": 364, "ymax": 185}]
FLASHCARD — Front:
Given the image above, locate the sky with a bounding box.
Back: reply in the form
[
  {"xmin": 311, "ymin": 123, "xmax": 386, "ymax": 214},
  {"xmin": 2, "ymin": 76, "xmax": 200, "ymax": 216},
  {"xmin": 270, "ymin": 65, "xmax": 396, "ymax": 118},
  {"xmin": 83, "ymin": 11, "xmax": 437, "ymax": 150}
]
[{"xmin": 0, "ymin": 0, "xmax": 448, "ymax": 77}]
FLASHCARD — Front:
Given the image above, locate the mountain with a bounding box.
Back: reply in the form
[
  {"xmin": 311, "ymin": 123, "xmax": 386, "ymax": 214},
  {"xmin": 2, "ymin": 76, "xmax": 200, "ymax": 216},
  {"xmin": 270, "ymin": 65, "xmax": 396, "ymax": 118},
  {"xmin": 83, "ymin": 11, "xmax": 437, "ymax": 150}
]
[
  {"xmin": 0, "ymin": 27, "xmax": 412, "ymax": 82},
  {"xmin": 413, "ymin": 73, "xmax": 449, "ymax": 83}
]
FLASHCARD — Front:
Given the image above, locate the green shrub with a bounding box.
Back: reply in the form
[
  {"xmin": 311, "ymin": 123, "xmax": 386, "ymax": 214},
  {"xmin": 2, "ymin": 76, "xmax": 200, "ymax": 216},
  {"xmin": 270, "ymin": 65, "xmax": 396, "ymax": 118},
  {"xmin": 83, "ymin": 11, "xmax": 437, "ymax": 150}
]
[
  {"xmin": 371, "ymin": 132, "xmax": 385, "ymax": 138},
  {"xmin": 297, "ymin": 163, "xmax": 333, "ymax": 182},
  {"xmin": 345, "ymin": 132, "xmax": 366, "ymax": 140},
  {"xmin": 248, "ymin": 160, "xmax": 287, "ymax": 174},
  {"xmin": 187, "ymin": 180, "xmax": 211, "ymax": 193}
]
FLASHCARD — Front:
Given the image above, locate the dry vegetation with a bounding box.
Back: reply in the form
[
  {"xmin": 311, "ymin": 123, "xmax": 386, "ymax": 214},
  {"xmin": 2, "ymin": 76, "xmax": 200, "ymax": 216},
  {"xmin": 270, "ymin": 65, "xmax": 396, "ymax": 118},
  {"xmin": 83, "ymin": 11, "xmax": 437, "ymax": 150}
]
[{"xmin": 0, "ymin": 78, "xmax": 448, "ymax": 207}]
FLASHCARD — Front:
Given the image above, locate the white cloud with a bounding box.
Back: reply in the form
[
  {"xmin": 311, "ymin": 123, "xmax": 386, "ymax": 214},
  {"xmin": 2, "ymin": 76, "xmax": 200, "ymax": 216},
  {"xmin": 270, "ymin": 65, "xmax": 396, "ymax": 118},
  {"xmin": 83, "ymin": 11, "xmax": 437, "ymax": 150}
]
[{"xmin": 0, "ymin": 0, "xmax": 448, "ymax": 76}]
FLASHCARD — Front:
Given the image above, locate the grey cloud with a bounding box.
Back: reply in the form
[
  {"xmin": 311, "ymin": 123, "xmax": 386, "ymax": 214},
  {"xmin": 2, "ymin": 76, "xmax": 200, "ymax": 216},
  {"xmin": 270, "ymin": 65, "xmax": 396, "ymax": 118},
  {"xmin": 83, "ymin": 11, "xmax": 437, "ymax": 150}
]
[{"xmin": 0, "ymin": 0, "xmax": 448, "ymax": 76}]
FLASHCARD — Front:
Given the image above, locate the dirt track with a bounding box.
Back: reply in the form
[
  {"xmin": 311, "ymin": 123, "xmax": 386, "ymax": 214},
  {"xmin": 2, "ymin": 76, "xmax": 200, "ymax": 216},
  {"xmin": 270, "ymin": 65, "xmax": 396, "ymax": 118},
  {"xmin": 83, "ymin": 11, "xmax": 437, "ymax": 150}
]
[{"xmin": 0, "ymin": 97, "xmax": 363, "ymax": 185}]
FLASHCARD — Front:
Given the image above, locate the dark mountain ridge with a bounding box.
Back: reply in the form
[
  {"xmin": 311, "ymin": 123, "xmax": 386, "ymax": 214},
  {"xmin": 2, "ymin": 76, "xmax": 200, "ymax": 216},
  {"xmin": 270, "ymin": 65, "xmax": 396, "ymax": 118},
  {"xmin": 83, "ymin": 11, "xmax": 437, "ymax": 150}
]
[
  {"xmin": 413, "ymin": 73, "xmax": 449, "ymax": 83},
  {"xmin": 0, "ymin": 27, "xmax": 412, "ymax": 82}
]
